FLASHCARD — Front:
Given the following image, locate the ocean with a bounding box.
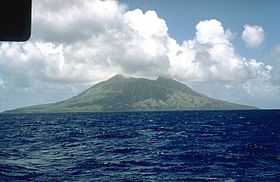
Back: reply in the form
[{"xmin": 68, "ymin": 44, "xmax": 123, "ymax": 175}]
[{"xmin": 0, "ymin": 110, "xmax": 279, "ymax": 181}]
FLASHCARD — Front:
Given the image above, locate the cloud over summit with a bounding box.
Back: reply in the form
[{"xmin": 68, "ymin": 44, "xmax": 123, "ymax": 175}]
[{"xmin": 2, "ymin": 0, "xmax": 270, "ymax": 84}]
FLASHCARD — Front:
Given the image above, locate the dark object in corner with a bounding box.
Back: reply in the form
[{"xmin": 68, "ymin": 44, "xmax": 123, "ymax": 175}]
[{"xmin": 0, "ymin": 0, "xmax": 32, "ymax": 41}]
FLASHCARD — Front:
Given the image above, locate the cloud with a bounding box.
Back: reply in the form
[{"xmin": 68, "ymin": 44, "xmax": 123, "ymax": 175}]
[
  {"xmin": 6, "ymin": 2, "xmax": 270, "ymax": 84},
  {"xmin": 195, "ymin": 19, "xmax": 232, "ymax": 45},
  {"xmin": 33, "ymin": 1, "xmax": 171, "ymax": 81},
  {"xmin": 33, "ymin": 0, "xmax": 126, "ymax": 43},
  {"xmin": 0, "ymin": 0, "xmax": 279, "ymax": 110},
  {"xmin": 242, "ymin": 24, "xmax": 265, "ymax": 48},
  {"xmin": 168, "ymin": 19, "xmax": 271, "ymax": 83}
]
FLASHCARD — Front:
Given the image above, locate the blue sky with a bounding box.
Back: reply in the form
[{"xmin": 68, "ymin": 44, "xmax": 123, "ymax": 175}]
[{"xmin": 0, "ymin": 0, "xmax": 280, "ymax": 111}]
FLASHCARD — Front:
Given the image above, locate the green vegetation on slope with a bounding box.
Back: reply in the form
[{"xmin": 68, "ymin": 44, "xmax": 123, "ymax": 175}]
[{"xmin": 5, "ymin": 74, "xmax": 256, "ymax": 113}]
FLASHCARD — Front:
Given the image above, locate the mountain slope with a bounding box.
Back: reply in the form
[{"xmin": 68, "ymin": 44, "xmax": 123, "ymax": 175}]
[{"xmin": 5, "ymin": 74, "xmax": 256, "ymax": 113}]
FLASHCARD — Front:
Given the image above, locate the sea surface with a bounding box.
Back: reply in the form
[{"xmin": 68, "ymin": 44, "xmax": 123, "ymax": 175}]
[{"xmin": 0, "ymin": 110, "xmax": 279, "ymax": 181}]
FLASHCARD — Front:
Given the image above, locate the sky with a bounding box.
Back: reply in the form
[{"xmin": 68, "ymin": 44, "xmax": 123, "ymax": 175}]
[{"xmin": 1, "ymin": 0, "xmax": 280, "ymax": 112}]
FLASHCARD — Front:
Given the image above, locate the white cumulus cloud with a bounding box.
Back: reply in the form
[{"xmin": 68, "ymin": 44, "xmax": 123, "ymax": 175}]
[
  {"xmin": 242, "ymin": 24, "xmax": 265, "ymax": 48},
  {"xmin": 168, "ymin": 19, "xmax": 270, "ymax": 83}
]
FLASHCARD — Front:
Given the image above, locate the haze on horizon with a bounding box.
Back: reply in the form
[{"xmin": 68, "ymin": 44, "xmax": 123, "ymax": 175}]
[{"xmin": 0, "ymin": 0, "xmax": 280, "ymax": 112}]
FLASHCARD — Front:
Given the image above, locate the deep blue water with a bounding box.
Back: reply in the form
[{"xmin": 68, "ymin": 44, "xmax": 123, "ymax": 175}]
[{"xmin": 0, "ymin": 110, "xmax": 279, "ymax": 181}]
